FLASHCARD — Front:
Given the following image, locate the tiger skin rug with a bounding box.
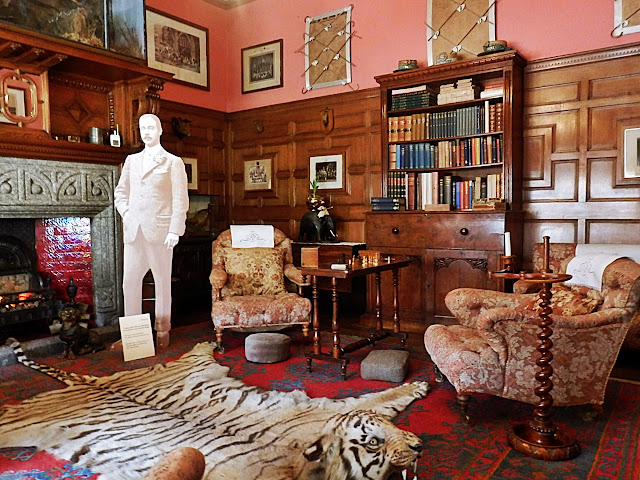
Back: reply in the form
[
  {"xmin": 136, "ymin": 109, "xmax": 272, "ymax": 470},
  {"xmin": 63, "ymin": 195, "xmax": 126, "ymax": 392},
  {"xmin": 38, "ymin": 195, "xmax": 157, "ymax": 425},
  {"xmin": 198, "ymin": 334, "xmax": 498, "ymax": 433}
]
[{"xmin": 0, "ymin": 340, "xmax": 429, "ymax": 480}]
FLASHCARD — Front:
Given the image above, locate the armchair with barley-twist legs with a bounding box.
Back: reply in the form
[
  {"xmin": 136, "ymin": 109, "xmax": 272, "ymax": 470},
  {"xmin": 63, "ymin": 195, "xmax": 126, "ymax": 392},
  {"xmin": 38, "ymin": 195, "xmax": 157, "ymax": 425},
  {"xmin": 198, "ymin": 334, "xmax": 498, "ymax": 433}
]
[
  {"xmin": 424, "ymin": 243, "xmax": 640, "ymax": 423},
  {"xmin": 209, "ymin": 228, "xmax": 311, "ymax": 351}
]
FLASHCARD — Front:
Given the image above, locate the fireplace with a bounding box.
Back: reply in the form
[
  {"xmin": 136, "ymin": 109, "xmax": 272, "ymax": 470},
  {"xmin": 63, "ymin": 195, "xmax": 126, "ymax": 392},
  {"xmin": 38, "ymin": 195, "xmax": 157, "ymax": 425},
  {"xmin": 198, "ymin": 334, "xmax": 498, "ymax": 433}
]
[{"xmin": 0, "ymin": 157, "xmax": 122, "ymax": 327}]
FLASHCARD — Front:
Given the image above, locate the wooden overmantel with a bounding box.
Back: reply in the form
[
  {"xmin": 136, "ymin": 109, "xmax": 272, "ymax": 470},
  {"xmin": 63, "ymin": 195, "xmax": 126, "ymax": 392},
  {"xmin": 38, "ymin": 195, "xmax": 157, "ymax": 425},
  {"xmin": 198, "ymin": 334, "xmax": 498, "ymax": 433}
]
[{"xmin": 0, "ymin": 24, "xmax": 174, "ymax": 165}]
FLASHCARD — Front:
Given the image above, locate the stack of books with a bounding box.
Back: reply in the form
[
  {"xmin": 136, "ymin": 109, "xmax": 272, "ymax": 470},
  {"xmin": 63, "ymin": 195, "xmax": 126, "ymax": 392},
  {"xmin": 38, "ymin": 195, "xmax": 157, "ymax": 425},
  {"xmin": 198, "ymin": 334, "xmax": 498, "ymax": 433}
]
[
  {"xmin": 437, "ymin": 78, "xmax": 479, "ymax": 104},
  {"xmin": 390, "ymin": 85, "xmax": 436, "ymax": 111},
  {"xmin": 371, "ymin": 197, "xmax": 405, "ymax": 211}
]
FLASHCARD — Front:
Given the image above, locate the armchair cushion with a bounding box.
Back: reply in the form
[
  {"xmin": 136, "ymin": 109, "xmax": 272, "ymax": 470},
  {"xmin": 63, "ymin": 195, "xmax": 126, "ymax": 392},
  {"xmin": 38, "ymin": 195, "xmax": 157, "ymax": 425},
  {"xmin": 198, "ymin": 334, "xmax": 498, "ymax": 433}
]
[
  {"xmin": 523, "ymin": 285, "xmax": 603, "ymax": 316},
  {"xmin": 221, "ymin": 247, "xmax": 286, "ymax": 297}
]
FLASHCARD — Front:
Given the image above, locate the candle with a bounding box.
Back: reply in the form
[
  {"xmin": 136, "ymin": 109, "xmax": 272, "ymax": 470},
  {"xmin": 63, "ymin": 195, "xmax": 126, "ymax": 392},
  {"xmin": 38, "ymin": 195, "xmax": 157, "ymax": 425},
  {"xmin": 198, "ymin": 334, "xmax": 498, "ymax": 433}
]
[{"xmin": 504, "ymin": 232, "xmax": 512, "ymax": 257}]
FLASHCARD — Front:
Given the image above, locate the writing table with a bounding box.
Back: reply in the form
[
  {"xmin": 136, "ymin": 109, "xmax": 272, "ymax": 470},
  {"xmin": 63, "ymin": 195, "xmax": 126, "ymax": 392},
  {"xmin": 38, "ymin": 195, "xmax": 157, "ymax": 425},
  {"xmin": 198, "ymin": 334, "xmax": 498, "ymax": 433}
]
[{"xmin": 300, "ymin": 255, "xmax": 413, "ymax": 379}]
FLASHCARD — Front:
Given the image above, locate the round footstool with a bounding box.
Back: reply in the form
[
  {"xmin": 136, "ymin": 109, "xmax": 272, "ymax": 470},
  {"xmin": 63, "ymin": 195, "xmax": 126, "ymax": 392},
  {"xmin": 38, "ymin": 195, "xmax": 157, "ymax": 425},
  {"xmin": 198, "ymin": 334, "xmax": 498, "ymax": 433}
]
[{"xmin": 245, "ymin": 333, "xmax": 291, "ymax": 363}]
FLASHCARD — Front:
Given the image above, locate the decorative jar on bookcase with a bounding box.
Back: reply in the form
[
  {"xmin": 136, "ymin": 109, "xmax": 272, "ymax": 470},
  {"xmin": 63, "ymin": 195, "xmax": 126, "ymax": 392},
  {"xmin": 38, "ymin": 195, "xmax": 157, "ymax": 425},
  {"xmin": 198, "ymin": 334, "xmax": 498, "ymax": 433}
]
[{"xmin": 365, "ymin": 51, "xmax": 526, "ymax": 321}]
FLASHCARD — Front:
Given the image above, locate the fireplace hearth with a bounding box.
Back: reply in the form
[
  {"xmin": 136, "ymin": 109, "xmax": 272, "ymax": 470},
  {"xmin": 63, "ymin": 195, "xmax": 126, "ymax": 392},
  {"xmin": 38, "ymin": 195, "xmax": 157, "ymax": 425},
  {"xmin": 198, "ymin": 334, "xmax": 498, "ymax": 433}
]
[{"xmin": 0, "ymin": 157, "xmax": 122, "ymax": 327}]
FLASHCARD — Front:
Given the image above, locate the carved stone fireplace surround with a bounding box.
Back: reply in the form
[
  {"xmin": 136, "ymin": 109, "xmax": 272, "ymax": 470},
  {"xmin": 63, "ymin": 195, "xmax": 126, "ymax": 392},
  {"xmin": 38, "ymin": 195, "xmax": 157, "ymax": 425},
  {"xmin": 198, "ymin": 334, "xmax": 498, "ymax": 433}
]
[{"xmin": 0, "ymin": 157, "xmax": 122, "ymax": 327}]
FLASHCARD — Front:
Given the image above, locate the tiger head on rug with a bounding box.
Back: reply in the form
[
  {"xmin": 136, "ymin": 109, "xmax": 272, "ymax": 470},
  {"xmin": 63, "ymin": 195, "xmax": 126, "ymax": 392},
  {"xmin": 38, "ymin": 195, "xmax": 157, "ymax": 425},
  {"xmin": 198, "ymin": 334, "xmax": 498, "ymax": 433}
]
[{"xmin": 299, "ymin": 410, "xmax": 422, "ymax": 479}]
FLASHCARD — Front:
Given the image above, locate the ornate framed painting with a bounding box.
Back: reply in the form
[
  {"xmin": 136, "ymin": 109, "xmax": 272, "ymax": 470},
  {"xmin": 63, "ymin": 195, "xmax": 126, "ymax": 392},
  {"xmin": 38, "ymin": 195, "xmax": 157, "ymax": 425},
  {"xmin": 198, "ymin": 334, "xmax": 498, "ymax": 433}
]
[
  {"xmin": 242, "ymin": 39, "xmax": 283, "ymax": 93},
  {"xmin": 146, "ymin": 7, "xmax": 210, "ymax": 90}
]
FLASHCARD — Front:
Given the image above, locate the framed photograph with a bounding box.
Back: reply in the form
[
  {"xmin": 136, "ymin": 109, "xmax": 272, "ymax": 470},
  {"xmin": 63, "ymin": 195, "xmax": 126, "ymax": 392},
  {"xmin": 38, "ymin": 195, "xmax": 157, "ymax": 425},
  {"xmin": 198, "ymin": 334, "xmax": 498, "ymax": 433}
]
[
  {"xmin": 242, "ymin": 39, "xmax": 283, "ymax": 94},
  {"xmin": 182, "ymin": 157, "xmax": 198, "ymax": 190},
  {"xmin": 310, "ymin": 154, "xmax": 343, "ymax": 190},
  {"xmin": 624, "ymin": 128, "xmax": 640, "ymax": 178},
  {"xmin": 305, "ymin": 6, "xmax": 352, "ymax": 91},
  {"xmin": 108, "ymin": 0, "xmax": 146, "ymax": 59},
  {"xmin": 244, "ymin": 158, "xmax": 272, "ymax": 191},
  {"xmin": 146, "ymin": 8, "xmax": 210, "ymax": 90}
]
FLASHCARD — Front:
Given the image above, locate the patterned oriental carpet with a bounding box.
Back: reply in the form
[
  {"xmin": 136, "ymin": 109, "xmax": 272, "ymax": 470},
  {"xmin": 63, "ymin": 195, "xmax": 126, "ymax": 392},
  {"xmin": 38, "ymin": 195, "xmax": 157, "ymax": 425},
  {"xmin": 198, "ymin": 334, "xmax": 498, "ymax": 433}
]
[{"xmin": 0, "ymin": 321, "xmax": 639, "ymax": 479}]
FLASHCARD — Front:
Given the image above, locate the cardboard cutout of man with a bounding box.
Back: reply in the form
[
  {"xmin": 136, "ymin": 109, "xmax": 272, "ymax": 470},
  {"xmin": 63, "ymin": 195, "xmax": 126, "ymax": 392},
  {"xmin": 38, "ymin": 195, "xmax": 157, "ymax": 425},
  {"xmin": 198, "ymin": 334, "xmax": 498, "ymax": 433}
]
[{"xmin": 114, "ymin": 114, "xmax": 189, "ymax": 348}]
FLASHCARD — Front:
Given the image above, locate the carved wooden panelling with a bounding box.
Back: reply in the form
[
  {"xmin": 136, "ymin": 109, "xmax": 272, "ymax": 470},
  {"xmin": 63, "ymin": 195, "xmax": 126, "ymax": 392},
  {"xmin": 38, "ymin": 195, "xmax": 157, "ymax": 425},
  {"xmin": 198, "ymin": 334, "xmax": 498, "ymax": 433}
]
[
  {"xmin": 589, "ymin": 72, "xmax": 640, "ymax": 100},
  {"xmin": 523, "ymin": 44, "xmax": 640, "ymax": 246},
  {"xmin": 589, "ymin": 103, "xmax": 640, "ymax": 151},
  {"xmin": 524, "ymin": 82, "xmax": 580, "ymax": 107},
  {"xmin": 227, "ymin": 88, "xmax": 379, "ymax": 241}
]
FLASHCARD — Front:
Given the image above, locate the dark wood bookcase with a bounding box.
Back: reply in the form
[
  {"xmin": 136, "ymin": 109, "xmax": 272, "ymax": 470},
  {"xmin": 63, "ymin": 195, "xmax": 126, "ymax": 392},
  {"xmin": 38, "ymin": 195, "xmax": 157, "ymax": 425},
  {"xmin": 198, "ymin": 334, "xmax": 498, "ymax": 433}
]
[{"xmin": 366, "ymin": 52, "xmax": 526, "ymax": 321}]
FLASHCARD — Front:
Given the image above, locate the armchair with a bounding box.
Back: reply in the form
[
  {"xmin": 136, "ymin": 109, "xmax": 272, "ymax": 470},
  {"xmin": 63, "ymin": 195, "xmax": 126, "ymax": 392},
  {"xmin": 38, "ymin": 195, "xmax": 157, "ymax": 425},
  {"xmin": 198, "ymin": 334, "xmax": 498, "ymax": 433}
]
[
  {"xmin": 209, "ymin": 228, "xmax": 311, "ymax": 350},
  {"xmin": 424, "ymin": 242, "xmax": 640, "ymax": 422}
]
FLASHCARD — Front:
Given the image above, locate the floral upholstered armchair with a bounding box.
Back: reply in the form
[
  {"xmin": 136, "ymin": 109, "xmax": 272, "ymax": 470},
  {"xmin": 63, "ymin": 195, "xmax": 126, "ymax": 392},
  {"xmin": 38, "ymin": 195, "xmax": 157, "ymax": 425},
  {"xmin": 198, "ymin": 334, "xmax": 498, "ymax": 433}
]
[
  {"xmin": 209, "ymin": 228, "xmax": 311, "ymax": 351},
  {"xmin": 424, "ymin": 242, "xmax": 640, "ymax": 422}
]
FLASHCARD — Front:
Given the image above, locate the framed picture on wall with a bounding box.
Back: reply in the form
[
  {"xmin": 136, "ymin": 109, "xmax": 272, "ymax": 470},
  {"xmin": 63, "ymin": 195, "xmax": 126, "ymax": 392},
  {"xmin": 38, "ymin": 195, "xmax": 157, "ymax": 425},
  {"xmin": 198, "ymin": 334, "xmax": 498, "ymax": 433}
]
[
  {"xmin": 182, "ymin": 157, "xmax": 198, "ymax": 190},
  {"xmin": 310, "ymin": 154, "xmax": 344, "ymax": 190},
  {"xmin": 146, "ymin": 7, "xmax": 210, "ymax": 90},
  {"xmin": 242, "ymin": 39, "xmax": 283, "ymax": 93},
  {"xmin": 244, "ymin": 158, "xmax": 273, "ymax": 191},
  {"xmin": 624, "ymin": 127, "xmax": 640, "ymax": 178}
]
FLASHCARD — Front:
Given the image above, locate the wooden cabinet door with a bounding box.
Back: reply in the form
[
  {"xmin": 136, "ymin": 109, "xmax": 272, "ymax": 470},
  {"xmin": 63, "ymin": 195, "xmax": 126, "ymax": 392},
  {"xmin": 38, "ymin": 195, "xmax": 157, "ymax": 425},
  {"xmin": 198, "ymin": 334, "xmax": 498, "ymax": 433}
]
[{"xmin": 425, "ymin": 248, "xmax": 500, "ymax": 317}]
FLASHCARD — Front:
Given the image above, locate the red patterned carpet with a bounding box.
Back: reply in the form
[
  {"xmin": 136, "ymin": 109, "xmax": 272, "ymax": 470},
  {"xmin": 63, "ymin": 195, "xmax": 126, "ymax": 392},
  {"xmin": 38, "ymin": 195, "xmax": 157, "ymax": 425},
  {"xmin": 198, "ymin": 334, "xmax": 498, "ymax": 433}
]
[{"xmin": 1, "ymin": 321, "xmax": 639, "ymax": 479}]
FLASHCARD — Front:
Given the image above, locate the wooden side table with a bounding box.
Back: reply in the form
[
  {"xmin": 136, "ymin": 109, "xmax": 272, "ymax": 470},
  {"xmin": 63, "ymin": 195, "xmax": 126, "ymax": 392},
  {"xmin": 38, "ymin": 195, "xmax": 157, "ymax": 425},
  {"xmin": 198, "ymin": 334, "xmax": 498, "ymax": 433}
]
[
  {"xmin": 491, "ymin": 236, "xmax": 580, "ymax": 461},
  {"xmin": 300, "ymin": 255, "xmax": 413, "ymax": 380}
]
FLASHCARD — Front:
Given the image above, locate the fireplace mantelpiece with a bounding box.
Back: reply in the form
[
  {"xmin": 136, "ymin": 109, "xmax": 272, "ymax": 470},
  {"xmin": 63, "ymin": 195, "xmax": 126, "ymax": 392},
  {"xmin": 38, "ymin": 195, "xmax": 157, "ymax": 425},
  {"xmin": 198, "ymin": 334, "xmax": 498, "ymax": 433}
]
[{"xmin": 0, "ymin": 157, "xmax": 122, "ymax": 326}]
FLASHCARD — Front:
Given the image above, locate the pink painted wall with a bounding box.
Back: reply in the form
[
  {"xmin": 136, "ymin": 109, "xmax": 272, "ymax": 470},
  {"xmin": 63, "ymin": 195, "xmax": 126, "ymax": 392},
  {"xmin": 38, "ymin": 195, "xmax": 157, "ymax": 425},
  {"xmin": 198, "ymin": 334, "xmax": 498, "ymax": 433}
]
[
  {"xmin": 150, "ymin": 0, "xmax": 640, "ymax": 113},
  {"xmin": 146, "ymin": 0, "xmax": 230, "ymax": 111}
]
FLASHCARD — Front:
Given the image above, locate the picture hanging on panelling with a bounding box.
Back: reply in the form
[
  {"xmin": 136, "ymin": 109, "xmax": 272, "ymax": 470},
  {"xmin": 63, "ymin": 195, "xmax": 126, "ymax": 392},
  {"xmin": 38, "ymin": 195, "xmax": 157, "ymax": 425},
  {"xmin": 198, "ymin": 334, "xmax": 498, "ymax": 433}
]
[
  {"xmin": 302, "ymin": 6, "xmax": 352, "ymax": 91},
  {"xmin": 613, "ymin": 0, "xmax": 640, "ymax": 36},
  {"xmin": 624, "ymin": 128, "xmax": 640, "ymax": 178},
  {"xmin": 427, "ymin": 0, "xmax": 496, "ymax": 65}
]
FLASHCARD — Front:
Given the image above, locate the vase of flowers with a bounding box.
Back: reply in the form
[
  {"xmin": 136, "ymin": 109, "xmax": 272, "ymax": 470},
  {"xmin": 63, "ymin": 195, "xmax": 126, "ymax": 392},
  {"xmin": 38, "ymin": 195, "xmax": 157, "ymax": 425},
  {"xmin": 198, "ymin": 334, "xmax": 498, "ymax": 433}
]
[{"xmin": 306, "ymin": 179, "xmax": 324, "ymax": 211}]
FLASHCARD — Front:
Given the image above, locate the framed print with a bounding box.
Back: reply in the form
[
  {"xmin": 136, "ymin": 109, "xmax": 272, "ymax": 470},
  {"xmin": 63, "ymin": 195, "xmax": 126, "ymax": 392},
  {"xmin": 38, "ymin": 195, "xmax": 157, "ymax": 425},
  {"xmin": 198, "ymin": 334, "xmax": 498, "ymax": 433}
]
[
  {"xmin": 310, "ymin": 154, "xmax": 343, "ymax": 190},
  {"xmin": 624, "ymin": 128, "xmax": 640, "ymax": 178},
  {"xmin": 304, "ymin": 6, "xmax": 352, "ymax": 91},
  {"xmin": 427, "ymin": 0, "xmax": 496, "ymax": 65},
  {"xmin": 242, "ymin": 39, "xmax": 283, "ymax": 93},
  {"xmin": 183, "ymin": 157, "xmax": 198, "ymax": 190},
  {"xmin": 146, "ymin": 8, "xmax": 210, "ymax": 90},
  {"xmin": 244, "ymin": 158, "xmax": 272, "ymax": 191}
]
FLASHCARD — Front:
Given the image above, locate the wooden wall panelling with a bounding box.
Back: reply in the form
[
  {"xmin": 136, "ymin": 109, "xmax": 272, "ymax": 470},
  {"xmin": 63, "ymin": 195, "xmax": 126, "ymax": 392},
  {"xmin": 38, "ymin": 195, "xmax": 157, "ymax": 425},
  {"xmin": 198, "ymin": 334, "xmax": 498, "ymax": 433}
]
[
  {"xmin": 522, "ymin": 43, "xmax": 640, "ymax": 269},
  {"xmin": 227, "ymin": 88, "xmax": 380, "ymax": 242}
]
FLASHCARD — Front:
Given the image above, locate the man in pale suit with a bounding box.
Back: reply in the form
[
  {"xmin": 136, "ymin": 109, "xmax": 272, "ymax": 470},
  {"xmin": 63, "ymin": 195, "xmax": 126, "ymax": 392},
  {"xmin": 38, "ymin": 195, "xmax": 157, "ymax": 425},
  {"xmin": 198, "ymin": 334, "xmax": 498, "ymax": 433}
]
[{"xmin": 114, "ymin": 113, "xmax": 189, "ymax": 348}]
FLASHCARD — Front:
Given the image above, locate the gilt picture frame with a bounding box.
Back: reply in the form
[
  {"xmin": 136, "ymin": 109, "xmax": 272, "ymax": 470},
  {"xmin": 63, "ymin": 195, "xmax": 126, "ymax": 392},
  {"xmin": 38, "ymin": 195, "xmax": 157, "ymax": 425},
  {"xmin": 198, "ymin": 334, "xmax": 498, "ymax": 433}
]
[
  {"xmin": 146, "ymin": 7, "xmax": 210, "ymax": 90},
  {"xmin": 242, "ymin": 39, "xmax": 283, "ymax": 94}
]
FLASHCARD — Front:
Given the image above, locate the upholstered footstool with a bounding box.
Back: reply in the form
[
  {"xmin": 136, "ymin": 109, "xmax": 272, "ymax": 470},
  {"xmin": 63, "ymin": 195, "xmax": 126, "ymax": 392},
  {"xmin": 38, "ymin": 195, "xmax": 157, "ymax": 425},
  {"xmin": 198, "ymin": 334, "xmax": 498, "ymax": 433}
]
[
  {"xmin": 245, "ymin": 332, "xmax": 291, "ymax": 363},
  {"xmin": 361, "ymin": 349, "xmax": 410, "ymax": 382}
]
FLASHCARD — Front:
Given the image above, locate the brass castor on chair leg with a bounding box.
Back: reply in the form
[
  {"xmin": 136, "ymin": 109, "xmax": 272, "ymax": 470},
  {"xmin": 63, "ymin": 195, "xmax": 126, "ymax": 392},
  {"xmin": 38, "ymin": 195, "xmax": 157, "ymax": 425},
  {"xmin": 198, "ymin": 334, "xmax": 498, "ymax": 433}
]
[
  {"xmin": 434, "ymin": 364, "xmax": 445, "ymax": 382},
  {"xmin": 457, "ymin": 394, "xmax": 472, "ymax": 424}
]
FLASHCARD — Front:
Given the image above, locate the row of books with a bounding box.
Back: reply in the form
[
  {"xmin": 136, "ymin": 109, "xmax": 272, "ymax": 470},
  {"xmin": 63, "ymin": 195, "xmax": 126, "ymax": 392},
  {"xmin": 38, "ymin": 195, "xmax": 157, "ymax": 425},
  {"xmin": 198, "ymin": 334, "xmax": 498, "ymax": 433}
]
[
  {"xmin": 387, "ymin": 171, "xmax": 504, "ymax": 211},
  {"xmin": 388, "ymin": 101, "xmax": 503, "ymax": 142},
  {"xmin": 390, "ymin": 85, "xmax": 437, "ymax": 111},
  {"xmin": 389, "ymin": 135, "xmax": 503, "ymax": 169}
]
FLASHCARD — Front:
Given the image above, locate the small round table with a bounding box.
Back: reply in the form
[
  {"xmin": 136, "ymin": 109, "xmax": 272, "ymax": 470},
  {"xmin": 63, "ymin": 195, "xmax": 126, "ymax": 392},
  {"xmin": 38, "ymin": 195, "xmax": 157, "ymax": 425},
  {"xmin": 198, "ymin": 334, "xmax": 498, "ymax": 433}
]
[{"xmin": 491, "ymin": 236, "xmax": 580, "ymax": 461}]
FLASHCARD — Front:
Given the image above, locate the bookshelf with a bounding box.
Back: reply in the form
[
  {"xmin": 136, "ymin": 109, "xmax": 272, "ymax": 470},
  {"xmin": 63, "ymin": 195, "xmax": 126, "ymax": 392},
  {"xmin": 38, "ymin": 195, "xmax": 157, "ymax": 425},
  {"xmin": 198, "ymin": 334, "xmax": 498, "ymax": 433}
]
[
  {"xmin": 365, "ymin": 52, "xmax": 526, "ymax": 321},
  {"xmin": 376, "ymin": 51, "xmax": 525, "ymax": 212}
]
